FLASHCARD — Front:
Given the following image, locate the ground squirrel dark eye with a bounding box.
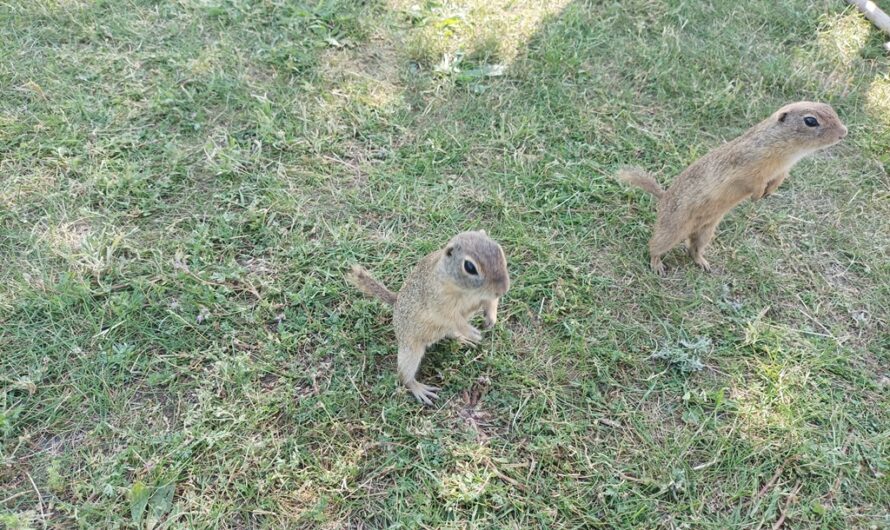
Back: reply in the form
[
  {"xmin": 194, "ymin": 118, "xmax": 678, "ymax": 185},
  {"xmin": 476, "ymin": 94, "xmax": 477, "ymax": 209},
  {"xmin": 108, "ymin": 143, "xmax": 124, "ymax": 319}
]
[
  {"xmin": 463, "ymin": 260, "xmax": 478, "ymax": 275},
  {"xmin": 804, "ymin": 116, "xmax": 819, "ymax": 127}
]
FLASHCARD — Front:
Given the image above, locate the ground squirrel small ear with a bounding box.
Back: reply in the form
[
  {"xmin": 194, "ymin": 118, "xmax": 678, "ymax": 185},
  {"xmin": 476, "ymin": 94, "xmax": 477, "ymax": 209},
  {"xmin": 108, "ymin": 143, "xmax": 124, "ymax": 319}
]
[
  {"xmin": 446, "ymin": 246, "xmax": 453, "ymax": 257},
  {"xmin": 778, "ymin": 112, "xmax": 788, "ymax": 123}
]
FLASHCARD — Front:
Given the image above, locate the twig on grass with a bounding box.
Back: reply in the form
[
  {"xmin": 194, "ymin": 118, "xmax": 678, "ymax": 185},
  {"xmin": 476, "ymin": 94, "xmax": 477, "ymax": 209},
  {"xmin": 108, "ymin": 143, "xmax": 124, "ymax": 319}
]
[
  {"xmin": 772, "ymin": 481, "xmax": 803, "ymax": 530},
  {"xmin": 488, "ymin": 462, "xmax": 528, "ymax": 492},
  {"xmin": 748, "ymin": 456, "xmax": 797, "ymax": 515},
  {"xmin": 27, "ymin": 472, "xmax": 46, "ymax": 529},
  {"xmin": 754, "ymin": 464, "xmax": 785, "ymax": 504}
]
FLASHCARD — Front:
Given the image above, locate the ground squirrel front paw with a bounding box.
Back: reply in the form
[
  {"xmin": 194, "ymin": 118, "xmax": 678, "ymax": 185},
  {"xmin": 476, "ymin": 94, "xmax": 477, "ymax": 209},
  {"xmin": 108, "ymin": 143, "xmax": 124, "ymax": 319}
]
[{"xmin": 482, "ymin": 298, "xmax": 499, "ymax": 329}]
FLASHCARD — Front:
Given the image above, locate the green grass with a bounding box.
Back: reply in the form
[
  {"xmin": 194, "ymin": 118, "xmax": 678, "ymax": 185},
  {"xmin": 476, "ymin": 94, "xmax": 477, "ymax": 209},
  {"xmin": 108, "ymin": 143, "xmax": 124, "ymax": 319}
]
[{"xmin": 1, "ymin": 0, "xmax": 888, "ymax": 527}]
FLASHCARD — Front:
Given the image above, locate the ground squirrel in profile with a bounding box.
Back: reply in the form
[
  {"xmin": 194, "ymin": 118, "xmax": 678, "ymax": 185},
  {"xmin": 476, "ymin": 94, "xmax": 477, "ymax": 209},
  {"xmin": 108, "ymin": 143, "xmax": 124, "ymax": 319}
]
[
  {"xmin": 347, "ymin": 230, "xmax": 510, "ymax": 405},
  {"xmin": 619, "ymin": 101, "xmax": 847, "ymax": 275}
]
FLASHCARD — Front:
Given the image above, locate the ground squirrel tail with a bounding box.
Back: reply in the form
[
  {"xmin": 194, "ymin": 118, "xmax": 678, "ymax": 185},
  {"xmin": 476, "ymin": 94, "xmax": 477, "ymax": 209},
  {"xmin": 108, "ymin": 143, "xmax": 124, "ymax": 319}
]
[
  {"xmin": 617, "ymin": 167, "xmax": 665, "ymax": 200},
  {"xmin": 346, "ymin": 265, "xmax": 397, "ymax": 306}
]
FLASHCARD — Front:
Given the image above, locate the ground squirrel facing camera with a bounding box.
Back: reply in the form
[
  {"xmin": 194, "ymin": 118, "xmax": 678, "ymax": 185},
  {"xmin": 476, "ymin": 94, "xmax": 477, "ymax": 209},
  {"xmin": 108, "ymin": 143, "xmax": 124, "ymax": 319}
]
[
  {"xmin": 619, "ymin": 101, "xmax": 847, "ymax": 275},
  {"xmin": 347, "ymin": 230, "xmax": 510, "ymax": 405}
]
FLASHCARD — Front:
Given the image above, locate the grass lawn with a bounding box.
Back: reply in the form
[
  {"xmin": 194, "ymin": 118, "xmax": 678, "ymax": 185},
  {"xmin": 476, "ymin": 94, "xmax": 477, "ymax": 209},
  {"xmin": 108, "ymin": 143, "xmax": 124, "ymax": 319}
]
[{"xmin": 1, "ymin": 0, "xmax": 888, "ymax": 527}]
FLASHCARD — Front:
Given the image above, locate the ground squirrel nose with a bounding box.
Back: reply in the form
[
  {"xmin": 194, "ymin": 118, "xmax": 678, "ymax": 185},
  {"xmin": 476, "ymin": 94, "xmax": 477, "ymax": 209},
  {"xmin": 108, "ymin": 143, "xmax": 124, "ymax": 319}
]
[{"xmin": 839, "ymin": 125, "xmax": 848, "ymax": 139}]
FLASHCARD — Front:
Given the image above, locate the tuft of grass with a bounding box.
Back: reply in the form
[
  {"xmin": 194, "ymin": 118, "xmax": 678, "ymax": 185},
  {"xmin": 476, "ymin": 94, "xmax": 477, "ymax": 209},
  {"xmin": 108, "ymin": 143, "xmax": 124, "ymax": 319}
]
[
  {"xmin": 652, "ymin": 336, "xmax": 711, "ymax": 373},
  {"xmin": 1, "ymin": 0, "xmax": 888, "ymax": 527}
]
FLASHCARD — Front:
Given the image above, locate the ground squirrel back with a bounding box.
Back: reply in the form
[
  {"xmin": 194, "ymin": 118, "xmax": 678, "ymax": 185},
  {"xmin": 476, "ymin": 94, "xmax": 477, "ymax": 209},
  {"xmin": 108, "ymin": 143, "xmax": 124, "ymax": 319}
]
[{"xmin": 619, "ymin": 101, "xmax": 847, "ymax": 274}]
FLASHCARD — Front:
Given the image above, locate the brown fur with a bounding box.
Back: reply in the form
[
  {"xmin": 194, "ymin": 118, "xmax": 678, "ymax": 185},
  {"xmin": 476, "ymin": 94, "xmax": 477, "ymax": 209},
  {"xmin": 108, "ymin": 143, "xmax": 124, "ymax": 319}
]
[
  {"xmin": 347, "ymin": 230, "xmax": 510, "ymax": 405},
  {"xmin": 620, "ymin": 101, "xmax": 847, "ymax": 275},
  {"xmin": 618, "ymin": 167, "xmax": 665, "ymax": 200},
  {"xmin": 347, "ymin": 265, "xmax": 397, "ymax": 306}
]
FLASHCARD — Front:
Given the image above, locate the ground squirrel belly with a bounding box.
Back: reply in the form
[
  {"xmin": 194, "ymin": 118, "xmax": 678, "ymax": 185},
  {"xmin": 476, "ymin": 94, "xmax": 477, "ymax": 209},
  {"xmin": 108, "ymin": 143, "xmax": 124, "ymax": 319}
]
[
  {"xmin": 347, "ymin": 230, "xmax": 510, "ymax": 405},
  {"xmin": 619, "ymin": 101, "xmax": 847, "ymax": 275}
]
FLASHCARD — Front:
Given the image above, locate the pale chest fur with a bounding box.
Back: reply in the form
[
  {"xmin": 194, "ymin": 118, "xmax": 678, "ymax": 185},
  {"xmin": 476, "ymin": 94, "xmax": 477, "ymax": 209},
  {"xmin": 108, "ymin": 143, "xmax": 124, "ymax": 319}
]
[
  {"xmin": 439, "ymin": 283, "xmax": 489, "ymax": 321},
  {"xmin": 704, "ymin": 155, "xmax": 792, "ymax": 212},
  {"xmin": 392, "ymin": 281, "xmax": 489, "ymax": 346}
]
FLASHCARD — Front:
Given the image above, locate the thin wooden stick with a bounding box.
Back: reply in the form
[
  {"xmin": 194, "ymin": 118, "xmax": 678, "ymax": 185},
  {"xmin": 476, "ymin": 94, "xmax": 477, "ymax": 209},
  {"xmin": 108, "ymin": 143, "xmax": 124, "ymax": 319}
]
[
  {"xmin": 753, "ymin": 463, "xmax": 785, "ymax": 505},
  {"xmin": 847, "ymin": 0, "xmax": 890, "ymax": 36},
  {"xmin": 26, "ymin": 472, "xmax": 47, "ymax": 529},
  {"xmin": 772, "ymin": 481, "xmax": 803, "ymax": 530},
  {"xmin": 489, "ymin": 464, "xmax": 528, "ymax": 492}
]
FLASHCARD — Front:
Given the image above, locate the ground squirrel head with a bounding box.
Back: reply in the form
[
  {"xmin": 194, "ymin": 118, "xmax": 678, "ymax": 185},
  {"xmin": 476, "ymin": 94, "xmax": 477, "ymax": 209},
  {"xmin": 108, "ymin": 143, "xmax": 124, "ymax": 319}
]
[
  {"xmin": 441, "ymin": 230, "xmax": 510, "ymax": 298},
  {"xmin": 771, "ymin": 101, "xmax": 847, "ymax": 153}
]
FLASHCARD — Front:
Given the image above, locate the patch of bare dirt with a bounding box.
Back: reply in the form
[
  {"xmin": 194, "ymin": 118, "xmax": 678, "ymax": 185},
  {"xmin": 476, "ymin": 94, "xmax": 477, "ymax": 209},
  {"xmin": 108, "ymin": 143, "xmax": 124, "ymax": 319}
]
[
  {"xmin": 317, "ymin": 33, "xmax": 409, "ymax": 191},
  {"xmin": 320, "ymin": 32, "xmax": 402, "ymax": 88}
]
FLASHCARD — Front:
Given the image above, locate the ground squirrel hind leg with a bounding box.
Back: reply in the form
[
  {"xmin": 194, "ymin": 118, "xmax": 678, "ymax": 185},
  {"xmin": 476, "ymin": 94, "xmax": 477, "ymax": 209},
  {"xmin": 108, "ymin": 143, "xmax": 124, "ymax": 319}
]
[
  {"xmin": 648, "ymin": 226, "xmax": 685, "ymax": 276},
  {"xmin": 459, "ymin": 322, "xmax": 482, "ymax": 344},
  {"xmin": 688, "ymin": 222, "xmax": 717, "ymax": 272},
  {"xmin": 398, "ymin": 343, "xmax": 439, "ymax": 405},
  {"xmin": 456, "ymin": 322, "xmax": 483, "ymax": 345}
]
